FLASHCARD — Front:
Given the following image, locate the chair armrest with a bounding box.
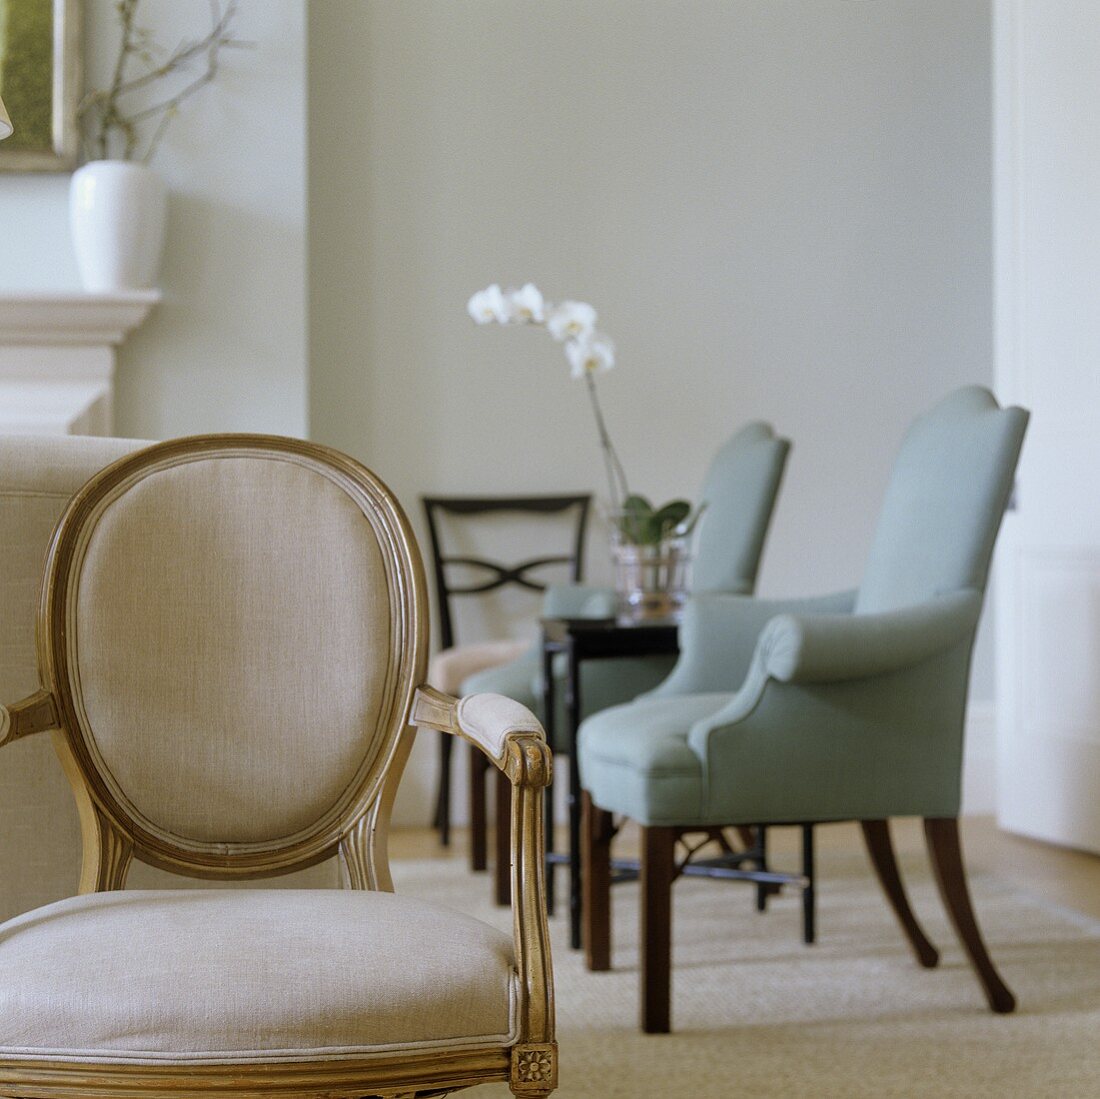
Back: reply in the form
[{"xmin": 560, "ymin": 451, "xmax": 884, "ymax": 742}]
[
  {"xmin": 542, "ymin": 582, "xmax": 617, "ymax": 619},
  {"xmin": 651, "ymin": 589, "xmax": 858, "ymax": 696},
  {"xmin": 0, "ymin": 690, "xmax": 60, "ymax": 748},
  {"xmin": 759, "ymin": 590, "xmax": 982, "ymax": 685},
  {"xmin": 411, "ymin": 685, "xmax": 555, "ymax": 1056},
  {"xmin": 412, "ymin": 685, "xmax": 550, "ymax": 780}
]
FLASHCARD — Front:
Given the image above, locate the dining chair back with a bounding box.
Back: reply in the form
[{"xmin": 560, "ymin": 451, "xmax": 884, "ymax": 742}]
[{"xmin": 422, "ymin": 492, "xmax": 591, "ymax": 848}]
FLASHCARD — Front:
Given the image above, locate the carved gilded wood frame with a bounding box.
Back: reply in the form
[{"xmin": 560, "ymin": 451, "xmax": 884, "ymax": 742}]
[{"xmin": 0, "ymin": 435, "xmax": 556, "ymax": 1098}]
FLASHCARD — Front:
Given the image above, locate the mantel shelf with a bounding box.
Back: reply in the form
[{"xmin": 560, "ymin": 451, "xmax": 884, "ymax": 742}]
[
  {"xmin": 0, "ymin": 290, "xmax": 162, "ymax": 436},
  {"xmin": 0, "ymin": 290, "xmax": 161, "ymax": 346}
]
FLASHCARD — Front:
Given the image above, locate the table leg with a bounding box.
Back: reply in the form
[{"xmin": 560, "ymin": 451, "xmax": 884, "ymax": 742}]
[{"xmin": 567, "ymin": 639, "xmax": 584, "ymax": 951}]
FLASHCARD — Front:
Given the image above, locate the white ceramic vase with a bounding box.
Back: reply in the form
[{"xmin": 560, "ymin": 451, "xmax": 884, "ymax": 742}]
[{"xmin": 70, "ymin": 160, "xmax": 167, "ymax": 292}]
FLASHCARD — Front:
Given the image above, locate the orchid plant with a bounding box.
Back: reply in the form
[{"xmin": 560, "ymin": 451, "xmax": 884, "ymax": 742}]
[{"xmin": 467, "ymin": 282, "xmax": 704, "ymax": 547}]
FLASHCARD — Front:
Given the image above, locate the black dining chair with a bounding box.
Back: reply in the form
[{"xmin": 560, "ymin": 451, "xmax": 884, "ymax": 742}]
[{"xmin": 422, "ymin": 493, "xmax": 592, "ymax": 864}]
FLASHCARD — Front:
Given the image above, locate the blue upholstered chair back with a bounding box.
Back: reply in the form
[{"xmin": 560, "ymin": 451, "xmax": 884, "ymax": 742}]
[
  {"xmin": 693, "ymin": 422, "xmax": 790, "ymax": 595},
  {"xmin": 855, "ymin": 387, "xmax": 1029, "ymax": 615}
]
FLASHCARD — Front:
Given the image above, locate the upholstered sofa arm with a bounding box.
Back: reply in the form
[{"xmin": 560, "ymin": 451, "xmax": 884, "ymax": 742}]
[
  {"xmin": 412, "ymin": 686, "xmax": 551, "ymax": 785},
  {"xmin": 757, "ymin": 590, "xmax": 982, "ymax": 685},
  {"xmin": 651, "ymin": 589, "xmax": 858, "ymax": 697}
]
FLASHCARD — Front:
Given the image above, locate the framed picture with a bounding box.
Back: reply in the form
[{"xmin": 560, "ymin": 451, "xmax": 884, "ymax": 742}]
[{"xmin": 0, "ymin": 0, "xmax": 81, "ymax": 172}]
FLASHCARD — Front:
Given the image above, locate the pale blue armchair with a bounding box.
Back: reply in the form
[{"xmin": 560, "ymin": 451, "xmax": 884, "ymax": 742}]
[
  {"xmin": 578, "ymin": 387, "xmax": 1028, "ymax": 1032},
  {"xmin": 463, "ymin": 422, "xmax": 791, "ymax": 901}
]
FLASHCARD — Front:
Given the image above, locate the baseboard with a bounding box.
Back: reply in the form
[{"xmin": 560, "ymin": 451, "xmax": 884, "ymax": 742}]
[{"xmin": 962, "ymin": 700, "xmax": 997, "ymax": 816}]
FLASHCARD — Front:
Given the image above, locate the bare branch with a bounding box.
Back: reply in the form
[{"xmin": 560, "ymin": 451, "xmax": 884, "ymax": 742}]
[{"xmin": 78, "ymin": 0, "xmax": 243, "ymax": 163}]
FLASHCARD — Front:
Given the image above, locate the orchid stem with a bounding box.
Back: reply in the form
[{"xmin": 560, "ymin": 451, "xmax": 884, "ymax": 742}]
[{"xmin": 584, "ymin": 372, "xmax": 630, "ymax": 514}]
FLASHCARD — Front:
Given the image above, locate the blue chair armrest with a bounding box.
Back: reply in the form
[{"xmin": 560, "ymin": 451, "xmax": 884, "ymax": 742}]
[{"xmin": 651, "ymin": 589, "xmax": 858, "ymax": 697}]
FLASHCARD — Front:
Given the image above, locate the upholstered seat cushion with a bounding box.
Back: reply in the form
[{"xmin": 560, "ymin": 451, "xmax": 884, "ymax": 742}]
[
  {"xmin": 0, "ymin": 890, "xmax": 516, "ymax": 1064},
  {"xmin": 428, "ymin": 640, "xmax": 531, "ymax": 696},
  {"xmin": 577, "ymin": 694, "xmax": 733, "ymax": 826}
]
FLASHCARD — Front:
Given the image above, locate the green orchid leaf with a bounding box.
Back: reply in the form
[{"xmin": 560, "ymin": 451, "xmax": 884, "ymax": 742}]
[{"xmin": 652, "ymin": 500, "xmax": 692, "ymax": 537}]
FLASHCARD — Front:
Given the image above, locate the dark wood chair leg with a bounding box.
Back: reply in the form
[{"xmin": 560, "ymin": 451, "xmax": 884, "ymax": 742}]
[
  {"xmin": 924, "ymin": 817, "xmax": 1016, "ymax": 1013},
  {"xmin": 641, "ymin": 825, "xmax": 676, "ymax": 1033},
  {"xmin": 801, "ymin": 823, "xmax": 815, "ymax": 945},
  {"xmin": 861, "ymin": 819, "xmax": 939, "ymax": 967},
  {"xmin": 582, "ymin": 791, "xmax": 613, "ymax": 972},
  {"xmin": 494, "ymin": 767, "xmax": 512, "ymax": 906},
  {"xmin": 544, "ymin": 782, "xmax": 556, "ymax": 915},
  {"xmin": 755, "ymin": 825, "xmax": 769, "ymax": 912},
  {"xmin": 433, "ymin": 731, "xmax": 453, "ymax": 846},
  {"xmin": 468, "ymin": 743, "xmax": 488, "ymax": 872}
]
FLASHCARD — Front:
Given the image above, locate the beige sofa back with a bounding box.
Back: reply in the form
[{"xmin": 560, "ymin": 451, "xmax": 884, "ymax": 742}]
[{"xmin": 0, "ymin": 435, "xmax": 336, "ymax": 921}]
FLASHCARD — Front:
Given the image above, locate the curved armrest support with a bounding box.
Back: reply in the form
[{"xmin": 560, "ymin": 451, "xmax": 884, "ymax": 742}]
[
  {"xmin": 0, "ymin": 690, "xmax": 60, "ymax": 748},
  {"xmin": 412, "ymin": 685, "xmax": 555, "ymax": 1056},
  {"xmin": 759, "ymin": 590, "xmax": 982, "ymax": 685},
  {"xmin": 651, "ymin": 589, "xmax": 858, "ymax": 697}
]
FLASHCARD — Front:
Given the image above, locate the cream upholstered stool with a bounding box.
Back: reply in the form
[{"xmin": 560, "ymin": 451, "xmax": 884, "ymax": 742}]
[{"xmin": 0, "ymin": 436, "xmax": 556, "ymax": 1099}]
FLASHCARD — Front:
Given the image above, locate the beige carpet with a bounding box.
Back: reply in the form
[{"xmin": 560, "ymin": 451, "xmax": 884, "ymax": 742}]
[{"xmin": 391, "ymin": 847, "xmax": 1100, "ymax": 1098}]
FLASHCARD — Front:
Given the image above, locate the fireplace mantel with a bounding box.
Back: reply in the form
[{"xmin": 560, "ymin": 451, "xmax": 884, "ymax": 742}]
[{"xmin": 0, "ymin": 290, "xmax": 160, "ymax": 436}]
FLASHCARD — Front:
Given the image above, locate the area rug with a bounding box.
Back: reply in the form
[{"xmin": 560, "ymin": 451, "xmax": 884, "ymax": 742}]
[{"xmin": 391, "ymin": 848, "xmax": 1100, "ymax": 1098}]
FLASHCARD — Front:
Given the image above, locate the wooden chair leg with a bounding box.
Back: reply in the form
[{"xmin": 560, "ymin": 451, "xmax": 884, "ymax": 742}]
[
  {"xmin": 861, "ymin": 819, "xmax": 939, "ymax": 967},
  {"xmin": 494, "ymin": 767, "xmax": 512, "ymax": 906},
  {"xmin": 544, "ymin": 782, "xmax": 556, "ymax": 915},
  {"xmin": 468, "ymin": 743, "xmax": 488, "ymax": 872},
  {"xmin": 755, "ymin": 825, "xmax": 770, "ymax": 912},
  {"xmin": 582, "ymin": 791, "xmax": 613, "ymax": 972},
  {"xmin": 801, "ymin": 823, "xmax": 816, "ymax": 945},
  {"xmin": 924, "ymin": 817, "xmax": 1016, "ymax": 1013},
  {"xmin": 433, "ymin": 731, "xmax": 453, "ymax": 846},
  {"xmin": 641, "ymin": 825, "xmax": 676, "ymax": 1033}
]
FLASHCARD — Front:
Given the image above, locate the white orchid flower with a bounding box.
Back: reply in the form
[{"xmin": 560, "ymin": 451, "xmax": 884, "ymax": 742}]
[
  {"xmin": 506, "ymin": 282, "xmax": 546, "ymax": 324},
  {"xmin": 547, "ymin": 300, "xmax": 597, "ymax": 342},
  {"xmin": 467, "ymin": 284, "xmax": 508, "ymax": 324},
  {"xmin": 566, "ymin": 334, "xmax": 615, "ymax": 379}
]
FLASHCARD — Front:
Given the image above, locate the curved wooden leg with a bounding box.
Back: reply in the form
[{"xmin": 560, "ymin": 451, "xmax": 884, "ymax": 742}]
[
  {"xmin": 861, "ymin": 819, "xmax": 939, "ymax": 967},
  {"xmin": 924, "ymin": 817, "xmax": 1016, "ymax": 1013},
  {"xmin": 641, "ymin": 825, "xmax": 676, "ymax": 1033},
  {"xmin": 582, "ymin": 791, "xmax": 613, "ymax": 971},
  {"xmin": 469, "ymin": 743, "xmax": 489, "ymax": 872},
  {"xmin": 432, "ymin": 730, "xmax": 453, "ymax": 845}
]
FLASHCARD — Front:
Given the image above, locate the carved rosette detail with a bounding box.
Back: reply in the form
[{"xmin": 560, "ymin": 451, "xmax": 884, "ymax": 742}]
[{"xmin": 511, "ymin": 1043, "xmax": 557, "ymax": 1091}]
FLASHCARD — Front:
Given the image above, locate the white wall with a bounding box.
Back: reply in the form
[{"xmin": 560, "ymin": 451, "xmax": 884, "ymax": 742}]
[
  {"xmin": 0, "ymin": 0, "xmax": 308, "ymax": 439},
  {"xmin": 310, "ymin": 2, "xmax": 997, "ymax": 817}
]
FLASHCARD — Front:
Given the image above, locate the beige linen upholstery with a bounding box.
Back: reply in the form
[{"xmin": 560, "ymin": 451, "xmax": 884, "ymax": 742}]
[
  {"xmin": 0, "ymin": 436, "xmax": 555, "ymax": 1098},
  {"xmin": 73, "ymin": 456, "xmax": 392, "ymax": 844},
  {"xmin": 0, "ymin": 890, "xmax": 515, "ymax": 1063},
  {"xmin": 429, "ymin": 639, "xmax": 531, "ymax": 696},
  {"xmin": 456, "ymin": 694, "xmax": 545, "ymax": 766},
  {"xmin": 0, "ymin": 436, "xmax": 143, "ymax": 921},
  {"xmin": 0, "ymin": 436, "xmax": 338, "ymax": 916}
]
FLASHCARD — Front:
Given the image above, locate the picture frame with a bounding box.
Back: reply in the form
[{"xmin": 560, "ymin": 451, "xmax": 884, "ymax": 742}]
[{"xmin": 0, "ymin": 0, "xmax": 81, "ymax": 172}]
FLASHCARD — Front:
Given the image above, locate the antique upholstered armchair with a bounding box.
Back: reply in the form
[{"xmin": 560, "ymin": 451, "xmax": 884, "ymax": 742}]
[
  {"xmin": 462, "ymin": 421, "xmax": 791, "ymax": 902},
  {"xmin": 579, "ymin": 387, "xmax": 1028, "ymax": 1032},
  {"xmin": 0, "ymin": 436, "xmax": 556, "ymax": 1099}
]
